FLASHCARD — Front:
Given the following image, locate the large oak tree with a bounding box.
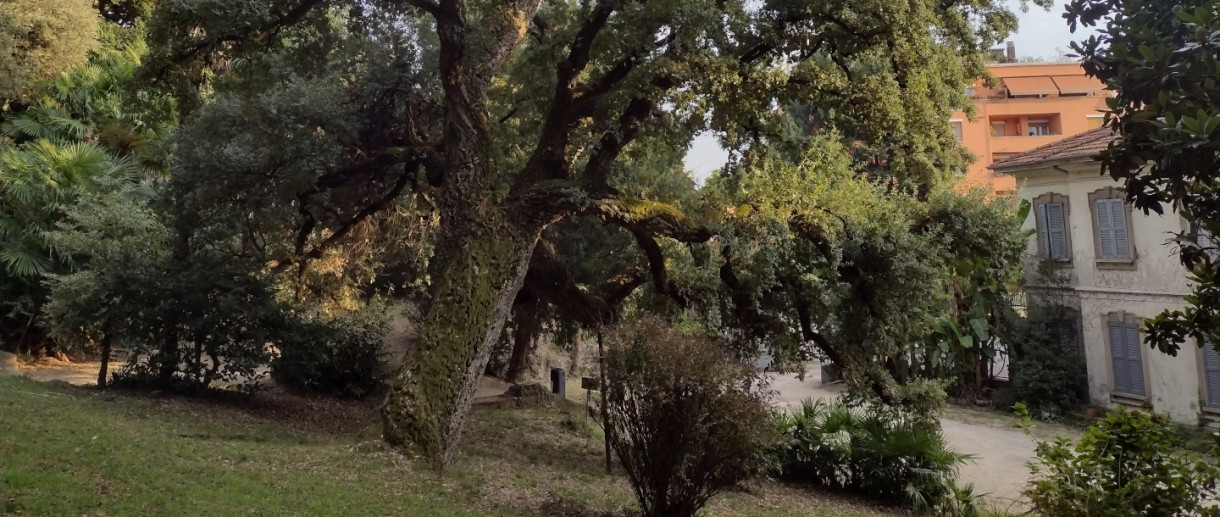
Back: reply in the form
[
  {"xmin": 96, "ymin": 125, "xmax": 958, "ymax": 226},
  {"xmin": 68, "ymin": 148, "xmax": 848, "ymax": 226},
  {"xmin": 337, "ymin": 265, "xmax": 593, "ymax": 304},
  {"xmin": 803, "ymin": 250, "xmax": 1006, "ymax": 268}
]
[{"xmin": 142, "ymin": 0, "xmax": 1034, "ymax": 464}]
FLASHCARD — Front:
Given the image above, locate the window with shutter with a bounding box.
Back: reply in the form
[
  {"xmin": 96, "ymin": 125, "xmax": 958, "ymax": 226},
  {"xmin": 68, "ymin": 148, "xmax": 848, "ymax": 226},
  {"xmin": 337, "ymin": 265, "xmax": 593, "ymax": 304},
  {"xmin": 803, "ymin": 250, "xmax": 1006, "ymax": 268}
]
[
  {"xmin": 1096, "ymin": 199, "xmax": 1115, "ymax": 258},
  {"xmin": 1108, "ymin": 199, "xmax": 1131, "ymax": 259},
  {"xmin": 1200, "ymin": 225, "xmax": 1218, "ymax": 260},
  {"xmin": 1037, "ymin": 201, "xmax": 1068, "ymax": 259},
  {"xmin": 1047, "ymin": 203, "xmax": 1067, "ymax": 259},
  {"xmin": 1108, "ymin": 322, "xmax": 1128, "ymax": 394},
  {"xmin": 1122, "ymin": 324, "xmax": 1145, "ymax": 396},
  {"xmin": 1109, "ymin": 321, "xmax": 1145, "ymax": 397},
  {"xmin": 1204, "ymin": 343, "xmax": 1220, "ymax": 409},
  {"xmin": 1094, "ymin": 196, "xmax": 1133, "ymax": 261},
  {"xmin": 1037, "ymin": 204, "xmax": 1050, "ymax": 257}
]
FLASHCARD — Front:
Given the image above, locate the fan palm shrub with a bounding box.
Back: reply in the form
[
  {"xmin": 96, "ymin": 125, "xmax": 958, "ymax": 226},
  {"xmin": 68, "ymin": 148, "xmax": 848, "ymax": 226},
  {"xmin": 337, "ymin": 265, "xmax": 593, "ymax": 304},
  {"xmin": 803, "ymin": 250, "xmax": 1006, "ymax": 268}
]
[{"xmin": 771, "ymin": 399, "xmax": 975, "ymax": 515}]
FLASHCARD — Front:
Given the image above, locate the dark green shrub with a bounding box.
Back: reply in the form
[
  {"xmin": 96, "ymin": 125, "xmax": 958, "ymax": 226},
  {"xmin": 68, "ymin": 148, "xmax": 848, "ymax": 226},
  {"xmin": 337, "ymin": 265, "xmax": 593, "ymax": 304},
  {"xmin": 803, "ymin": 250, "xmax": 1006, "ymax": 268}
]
[
  {"xmin": 771, "ymin": 399, "xmax": 973, "ymax": 514},
  {"xmin": 1004, "ymin": 301, "xmax": 1085, "ymax": 420},
  {"xmin": 272, "ymin": 308, "xmax": 388, "ymax": 399},
  {"xmin": 1026, "ymin": 407, "xmax": 1220, "ymax": 516},
  {"xmin": 604, "ymin": 315, "xmax": 776, "ymax": 517},
  {"xmin": 107, "ymin": 256, "xmax": 285, "ymax": 393}
]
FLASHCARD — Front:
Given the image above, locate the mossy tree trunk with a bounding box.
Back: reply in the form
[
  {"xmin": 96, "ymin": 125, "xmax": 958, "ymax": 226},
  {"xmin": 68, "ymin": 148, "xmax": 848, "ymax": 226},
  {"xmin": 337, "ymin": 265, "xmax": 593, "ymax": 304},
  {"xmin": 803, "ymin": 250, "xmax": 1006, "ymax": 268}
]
[
  {"xmin": 381, "ymin": 0, "xmax": 545, "ymax": 463},
  {"xmin": 382, "ymin": 214, "xmax": 538, "ymax": 463}
]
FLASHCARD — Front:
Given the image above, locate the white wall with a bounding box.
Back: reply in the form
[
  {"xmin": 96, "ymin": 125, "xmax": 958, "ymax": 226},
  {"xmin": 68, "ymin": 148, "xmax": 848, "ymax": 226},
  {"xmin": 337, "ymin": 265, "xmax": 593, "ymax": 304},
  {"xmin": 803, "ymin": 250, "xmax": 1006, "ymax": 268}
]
[
  {"xmin": 1011, "ymin": 161, "xmax": 1205, "ymax": 423},
  {"xmin": 1077, "ymin": 294, "xmax": 1202, "ymax": 422}
]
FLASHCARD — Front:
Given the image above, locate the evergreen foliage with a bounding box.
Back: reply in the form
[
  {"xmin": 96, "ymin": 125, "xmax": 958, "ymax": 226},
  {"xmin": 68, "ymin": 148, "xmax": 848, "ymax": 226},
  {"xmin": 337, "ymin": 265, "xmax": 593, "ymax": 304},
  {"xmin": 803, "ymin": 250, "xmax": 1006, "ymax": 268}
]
[
  {"xmin": 770, "ymin": 400, "xmax": 974, "ymax": 515},
  {"xmin": 0, "ymin": 0, "xmax": 100, "ymax": 103},
  {"xmin": 1026, "ymin": 407, "xmax": 1220, "ymax": 516}
]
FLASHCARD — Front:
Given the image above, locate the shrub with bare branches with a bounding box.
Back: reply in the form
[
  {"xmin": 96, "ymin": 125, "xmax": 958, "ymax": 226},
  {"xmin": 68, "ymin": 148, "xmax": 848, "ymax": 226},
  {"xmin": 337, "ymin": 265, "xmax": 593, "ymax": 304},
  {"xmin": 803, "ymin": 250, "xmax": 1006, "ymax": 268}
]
[{"xmin": 603, "ymin": 315, "xmax": 775, "ymax": 517}]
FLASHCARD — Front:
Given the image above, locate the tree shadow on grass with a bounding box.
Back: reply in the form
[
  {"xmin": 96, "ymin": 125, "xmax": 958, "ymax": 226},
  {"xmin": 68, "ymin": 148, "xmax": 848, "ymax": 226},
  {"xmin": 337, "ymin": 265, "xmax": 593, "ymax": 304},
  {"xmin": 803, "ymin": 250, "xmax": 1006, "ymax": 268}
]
[
  {"xmin": 34, "ymin": 376, "xmax": 382, "ymax": 438},
  {"xmin": 462, "ymin": 399, "xmax": 613, "ymax": 478}
]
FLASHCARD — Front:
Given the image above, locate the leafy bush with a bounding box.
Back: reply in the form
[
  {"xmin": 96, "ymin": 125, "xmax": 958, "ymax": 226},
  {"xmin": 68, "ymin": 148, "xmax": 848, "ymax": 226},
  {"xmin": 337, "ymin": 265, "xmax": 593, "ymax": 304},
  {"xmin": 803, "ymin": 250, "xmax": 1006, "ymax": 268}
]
[
  {"xmin": 603, "ymin": 315, "xmax": 775, "ymax": 517},
  {"xmin": 770, "ymin": 399, "xmax": 973, "ymax": 515},
  {"xmin": 1004, "ymin": 300, "xmax": 1085, "ymax": 420},
  {"xmin": 44, "ymin": 184, "xmax": 282, "ymax": 393},
  {"xmin": 1026, "ymin": 407, "xmax": 1220, "ymax": 516},
  {"xmin": 272, "ymin": 307, "xmax": 388, "ymax": 399},
  {"xmin": 108, "ymin": 256, "xmax": 285, "ymax": 393}
]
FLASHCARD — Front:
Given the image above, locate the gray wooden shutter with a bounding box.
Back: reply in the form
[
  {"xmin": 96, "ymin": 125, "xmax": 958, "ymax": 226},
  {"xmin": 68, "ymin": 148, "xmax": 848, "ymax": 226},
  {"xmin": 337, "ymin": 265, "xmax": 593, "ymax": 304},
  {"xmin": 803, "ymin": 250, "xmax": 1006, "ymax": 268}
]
[
  {"xmin": 1047, "ymin": 203, "xmax": 1067, "ymax": 259},
  {"xmin": 1204, "ymin": 343, "xmax": 1220, "ymax": 409},
  {"xmin": 1109, "ymin": 322, "xmax": 1129, "ymax": 394},
  {"xmin": 1037, "ymin": 203, "xmax": 1051, "ymax": 258},
  {"xmin": 1109, "ymin": 199, "xmax": 1131, "ymax": 259},
  {"xmin": 1097, "ymin": 199, "xmax": 1116, "ymax": 258},
  {"xmin": 1123, "ymin": 324, "xmax": 1145, "ymax": 396}
]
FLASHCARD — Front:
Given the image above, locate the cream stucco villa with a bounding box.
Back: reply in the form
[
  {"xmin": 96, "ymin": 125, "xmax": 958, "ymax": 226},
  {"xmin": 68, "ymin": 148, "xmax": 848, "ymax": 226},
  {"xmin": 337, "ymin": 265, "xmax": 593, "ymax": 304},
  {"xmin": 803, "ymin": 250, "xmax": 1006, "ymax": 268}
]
[{"xmin": 991, "ymin": 127, "xmax": 1220, "ymax": 425}]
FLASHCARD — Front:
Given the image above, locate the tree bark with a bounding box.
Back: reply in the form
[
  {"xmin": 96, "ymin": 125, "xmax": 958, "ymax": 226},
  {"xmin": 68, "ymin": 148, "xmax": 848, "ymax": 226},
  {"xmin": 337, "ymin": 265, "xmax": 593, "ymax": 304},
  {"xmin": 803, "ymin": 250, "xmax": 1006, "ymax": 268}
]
[
  {"xmin": 97, "ymin": 333, "xmax": 112, "ymax": 389},
  {"xmin": 505, "ymin": 301, "xmax": 540, "ymax": 383},
  {"xmin": 382, "ymin": 215, "xmax": 538, "ymax": 464}
]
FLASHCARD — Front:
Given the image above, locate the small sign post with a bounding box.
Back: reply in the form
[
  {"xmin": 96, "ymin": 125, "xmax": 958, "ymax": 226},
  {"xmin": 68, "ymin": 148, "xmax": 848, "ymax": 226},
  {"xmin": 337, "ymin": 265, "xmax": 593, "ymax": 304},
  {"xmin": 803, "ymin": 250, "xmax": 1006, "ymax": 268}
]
[{"xmin": 581, "ymin": 377, "xmax": 598, "ymax": 421}]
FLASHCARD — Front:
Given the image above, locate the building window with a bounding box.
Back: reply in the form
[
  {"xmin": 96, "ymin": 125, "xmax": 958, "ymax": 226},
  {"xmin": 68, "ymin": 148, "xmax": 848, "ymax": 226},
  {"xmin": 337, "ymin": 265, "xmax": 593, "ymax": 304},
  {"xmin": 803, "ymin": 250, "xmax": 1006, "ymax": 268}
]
[
  {"xmin": 991, "ymin": 121, "xmax": 1005, "ymax": 137},
  {"xmin": 1193, "ymin": 221, "xmax": 1218, "ymax": 260},
  {"xmin": 950, "ymin": 120, "xmax": 963, "ymax": 142},
  {"xmin": 1107, "ymin": 316, "xmax": 1146, "ymax": 398},
  {"xmin": 964, "ymin": 87, "xmax": 975, "ymax": 98},
  {"xmin": 1033, "ymin": 193, "xmax": 1071, "ymax": 261},
  {"xmin": 1087, "ymin": 115, "xmax": 1105, "ymax": 129},
  {"xmin": 1089, "ymin": 187, "xmax": 1135, "ymax": 265},
  {"xmin": 1204, "ymin": 342, "xmax": 1220, "ymax": 410},
  {"xmin": 1028, "ymin": 119, "xmax": 1053, "ymax": 136}
]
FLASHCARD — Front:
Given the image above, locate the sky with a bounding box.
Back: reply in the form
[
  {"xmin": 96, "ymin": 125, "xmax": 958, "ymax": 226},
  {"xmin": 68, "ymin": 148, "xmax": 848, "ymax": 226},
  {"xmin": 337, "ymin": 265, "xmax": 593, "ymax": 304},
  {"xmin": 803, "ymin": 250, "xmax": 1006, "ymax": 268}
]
[{"xmin": 681, "ymin": 1, "xmax": 1102, "ymax": 180}]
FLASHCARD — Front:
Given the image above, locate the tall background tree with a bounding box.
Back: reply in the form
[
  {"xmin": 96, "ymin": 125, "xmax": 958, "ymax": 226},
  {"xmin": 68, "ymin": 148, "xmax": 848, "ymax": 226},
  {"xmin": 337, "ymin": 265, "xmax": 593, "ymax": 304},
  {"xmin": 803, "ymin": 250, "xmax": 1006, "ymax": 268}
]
[
  {"xmin": 1066, "ymin": 0, "xmax": 1220, "ymax": 353},
  {"xmin": 0, "ymin": 1, "xmax": 176, "ymax": 350},
  {"xmin": 139, "ymin": 0, "xmax": 1039, "ymax": 464},
  {"xmin": 0, "ymin": 0, "xmax": 99, "ymax": 105}
]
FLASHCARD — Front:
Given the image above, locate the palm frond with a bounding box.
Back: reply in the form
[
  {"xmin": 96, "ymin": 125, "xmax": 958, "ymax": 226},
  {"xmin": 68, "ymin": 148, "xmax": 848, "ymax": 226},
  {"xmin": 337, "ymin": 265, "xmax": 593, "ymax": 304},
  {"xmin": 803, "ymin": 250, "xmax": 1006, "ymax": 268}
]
[{"xmin": 0, "ymin": 246, "xmax": 53, "ymax": 278}]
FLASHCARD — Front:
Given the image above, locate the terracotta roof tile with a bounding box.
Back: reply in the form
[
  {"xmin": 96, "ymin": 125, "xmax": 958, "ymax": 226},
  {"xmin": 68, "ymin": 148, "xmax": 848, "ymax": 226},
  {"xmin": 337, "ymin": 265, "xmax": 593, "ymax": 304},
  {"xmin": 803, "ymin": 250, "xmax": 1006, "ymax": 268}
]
[{"xmin": 989, "ymin": 127, "xmax": 1116, "ymax": 171}]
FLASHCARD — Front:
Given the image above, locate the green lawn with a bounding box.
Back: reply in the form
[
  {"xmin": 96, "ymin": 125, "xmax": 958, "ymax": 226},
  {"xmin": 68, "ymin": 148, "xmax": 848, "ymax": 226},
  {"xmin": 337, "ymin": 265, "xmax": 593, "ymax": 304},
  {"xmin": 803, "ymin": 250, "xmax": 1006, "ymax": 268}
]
[{"xmin": 0, "ymin": 375, "xmax": 901, "ymax": 516}]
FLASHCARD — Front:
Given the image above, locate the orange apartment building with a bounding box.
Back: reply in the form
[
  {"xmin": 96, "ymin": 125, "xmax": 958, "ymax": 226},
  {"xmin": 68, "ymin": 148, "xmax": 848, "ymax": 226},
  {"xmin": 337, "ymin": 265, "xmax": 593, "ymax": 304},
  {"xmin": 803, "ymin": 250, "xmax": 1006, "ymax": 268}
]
[{"xmin": 951, "ymin": 62, "xmax": 1108, "ymax": 194}]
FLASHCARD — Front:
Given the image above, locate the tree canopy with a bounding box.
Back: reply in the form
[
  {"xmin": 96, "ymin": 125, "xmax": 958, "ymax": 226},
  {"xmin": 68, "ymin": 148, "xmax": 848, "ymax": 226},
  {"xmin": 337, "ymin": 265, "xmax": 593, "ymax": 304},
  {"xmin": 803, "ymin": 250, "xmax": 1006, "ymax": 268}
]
[
  {"xmin": 129, "ymin": 0, "xmax": 1039, "ymax": 463},
  {"xmin": 0, "ymin": 0, "xmax": 101, "ymax": 104},
  {"xmin": 0, "ymin": 0, "xmax": 1048, "ymax": 468}
]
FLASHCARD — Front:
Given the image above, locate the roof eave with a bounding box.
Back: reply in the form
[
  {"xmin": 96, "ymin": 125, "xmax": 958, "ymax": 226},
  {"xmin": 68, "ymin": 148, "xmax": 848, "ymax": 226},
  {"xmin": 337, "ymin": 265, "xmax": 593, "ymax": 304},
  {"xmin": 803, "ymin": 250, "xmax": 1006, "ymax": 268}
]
[{"xmin": 989, "ymin": 155, "xmax": 1098, "ymax": 176}]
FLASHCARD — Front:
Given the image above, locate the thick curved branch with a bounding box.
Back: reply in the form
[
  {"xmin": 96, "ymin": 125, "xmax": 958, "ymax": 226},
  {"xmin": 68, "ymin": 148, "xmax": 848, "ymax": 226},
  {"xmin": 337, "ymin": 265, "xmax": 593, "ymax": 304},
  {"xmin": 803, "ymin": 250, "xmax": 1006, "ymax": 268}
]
[
  {"xmin": 523, "ymin": 240, "xmax": 646, "ymax": 326},
  {"xmin": 630, "ymin": 229, "xmax": 687, "ymax": 307},
  {"xmin": 583, "ymin": 198, "xmax": 711, "ymax": 243},
  {"xmin": 463, "ymin": 0, "xmax": 545, "ymax": 95},
  {"xmin": 149, "ymin": 0, "xmax": 327, "ymax": 78},
  {"xmin": 394, "ymin": 0, "xmax": 441, "ymax": 17},
  {"xmin": 581, "ymin": 98, "xmax": 654, "ymax": 192},
  {"xmin": 274, "ymin": 159, "xmax": 423, "ymax": 274},
  {"xmin": 512, "ymin": 0, "xmax": 618, "ymax": 191}
]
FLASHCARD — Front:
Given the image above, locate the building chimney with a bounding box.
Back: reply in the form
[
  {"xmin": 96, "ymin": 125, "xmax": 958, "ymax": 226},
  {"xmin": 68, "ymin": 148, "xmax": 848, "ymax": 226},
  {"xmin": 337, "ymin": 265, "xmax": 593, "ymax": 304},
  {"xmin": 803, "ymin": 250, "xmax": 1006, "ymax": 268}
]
[{"xmin": 1006, "ymin": 41, "xmax": 1016, "ymax": 62}]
